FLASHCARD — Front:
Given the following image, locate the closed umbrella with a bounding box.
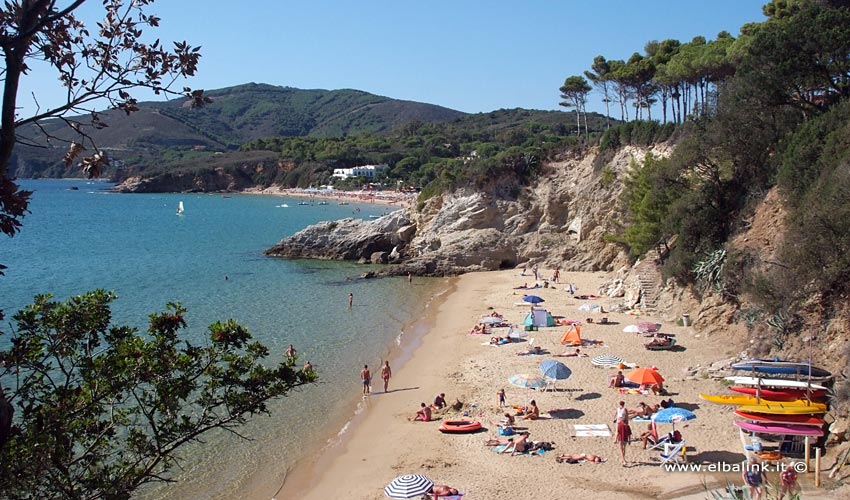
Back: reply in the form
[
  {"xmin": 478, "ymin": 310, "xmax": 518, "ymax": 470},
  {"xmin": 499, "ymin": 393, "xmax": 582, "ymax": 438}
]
[
  {"xmin": 385, "ymin": 474, "xmax": 434, "ymax": 499},
  {"xmin": 591, "ymin": 354, "xmax": 624, "ymax": 367},
  {"xmin": 508, "ymin": 373, "xmax": 547, "ymax": 389},
  {"xmin": 625, "ymin": 367, "xmax": 665, "ymax": 386},
  {"xmin": 522, "ymin": 295, "xmax": 545, "ymax": 304},
  {"xmin": 622, "ymin": 325, "xmax": 641, "ymax": 333},
  {"xmin": 539, "ymin": 360, "xmax": 572, "ymax": 380}
]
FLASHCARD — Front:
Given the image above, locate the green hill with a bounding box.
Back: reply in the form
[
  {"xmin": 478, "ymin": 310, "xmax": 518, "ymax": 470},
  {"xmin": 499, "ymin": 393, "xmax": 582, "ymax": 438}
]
[{"xmin": 10, "ymin": 83, "xmax": 465, "ymax": 178}]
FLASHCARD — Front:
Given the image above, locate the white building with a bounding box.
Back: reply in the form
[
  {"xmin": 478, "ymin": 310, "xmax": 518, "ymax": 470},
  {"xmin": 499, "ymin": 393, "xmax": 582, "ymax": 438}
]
[{"xmin": 332, "ymin": 164, "xmax": 388, "ymax": 179}]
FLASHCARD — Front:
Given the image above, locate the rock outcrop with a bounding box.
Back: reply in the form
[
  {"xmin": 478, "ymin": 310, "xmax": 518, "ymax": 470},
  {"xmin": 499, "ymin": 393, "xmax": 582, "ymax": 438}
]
[{"xmin": 265, "ymin": 144, "xmax": 672, "ymax": 276}]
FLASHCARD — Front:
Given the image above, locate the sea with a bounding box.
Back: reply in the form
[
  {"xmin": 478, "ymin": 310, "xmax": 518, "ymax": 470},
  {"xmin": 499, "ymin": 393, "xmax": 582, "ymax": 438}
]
[{"xmin": 1, "ymin": 179, "xmax": 448, "ymax": 499}]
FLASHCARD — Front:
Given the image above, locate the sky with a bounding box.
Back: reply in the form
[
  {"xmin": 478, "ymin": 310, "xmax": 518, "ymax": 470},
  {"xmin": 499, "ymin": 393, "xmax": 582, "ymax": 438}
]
[{"xmin": 18, "ymin": 0, "xmax": 767, "ymax": 117}]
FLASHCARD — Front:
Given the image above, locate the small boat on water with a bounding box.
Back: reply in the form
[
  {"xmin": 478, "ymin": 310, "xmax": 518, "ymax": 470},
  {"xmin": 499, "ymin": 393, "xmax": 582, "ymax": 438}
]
[
  {"xmin": 176, "ymin": 200, "xmax": 184, "ymax": 216},
  {"xmin": 338, "ymin": 201, "xmax": 349, "ymax": 205},
  {"xmin": 297, "ymin": 201, "xmax": 309, "ymax": 206},
  {"xmin": 317, "ymin": 201, "xmax": 329, "ymax": 205}
]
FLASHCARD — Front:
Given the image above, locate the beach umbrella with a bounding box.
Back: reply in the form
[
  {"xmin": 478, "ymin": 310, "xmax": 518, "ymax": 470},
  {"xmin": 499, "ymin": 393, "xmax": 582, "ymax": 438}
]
[
  {"xmin": 522, "ymin": 295, "xmax": 545, "ymax": 304},
  {"xmin": 539, "ymin": 360, "xmax": 572, "ymax": 380},
  {"xmin": 480, "ymin": 316, "xmax": 503, "ymax": 325},
  {"xmin": 622, "ymin": 325, "xmax": 641, "ymax": 333},
  {"xmin": 653, "ymin": 407, "xmax": 696, "ymax": 424},
  {"xmin": 591, "ymin": 354, "xmax": 624, "ymax": 367},
  {"xmin": 625, "ymin": 367, "xmax": 665, "ymax": 386},
  {"xmin": 384, "ymin": 474, "xmax": 434, "ymax": 499},
  {"xmin": 652, "ymin": 407, "xmax": 696, "ymax": 430},
  {"xmin": 638, "ymin": 321, "xmax": 661, "ymax": 332},
  {"xmin": 508, "ymin": 373, "xmax": 547, "ymax": 389}
]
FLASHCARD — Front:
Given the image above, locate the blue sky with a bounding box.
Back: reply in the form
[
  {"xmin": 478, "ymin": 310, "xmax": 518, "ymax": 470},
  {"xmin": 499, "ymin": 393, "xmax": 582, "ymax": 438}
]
[{"xmin": 19, "ymin": 1, "xmax": 767, "ymax": 117}]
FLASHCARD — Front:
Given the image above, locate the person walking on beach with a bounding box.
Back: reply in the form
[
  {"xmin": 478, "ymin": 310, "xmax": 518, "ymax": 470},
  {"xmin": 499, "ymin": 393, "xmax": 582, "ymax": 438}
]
[
  {"xmin": 408, "ymin": 271, "xmax": 413, "ymax": 284},
  {"xmin": 380, "ymin": 361, "xmax": 392, "ymax": 392},
  {"xmin": 497, "ymin": 388, "xmax": 506, "ymax": 407},
  {"xmin": 348, "ymin": 292, "xmax": 353, "ymax": 309},
  {"xmin": 615, "ymin": 412, "xmax": 632, "ymax": 466},
  {"xmin": 552, "ymin": 268, "xmax": 560, "ymax": 283},
  {"xmin": 360, "ymin": 364, "xmax": 371, "ymax": 395}
]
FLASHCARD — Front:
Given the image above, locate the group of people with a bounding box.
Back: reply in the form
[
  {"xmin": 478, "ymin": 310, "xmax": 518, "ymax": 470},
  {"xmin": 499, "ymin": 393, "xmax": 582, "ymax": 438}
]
[
  {"xmin": 410, "ymin": 393, "xmax": 449, "ymax": 422},
  {"xmin": 359, "ymin": 360, "xmax": 394, "ymax": 396},
  {"xmin": 742, "ymin": 459, "xmax": 799, "ymax": 500}
]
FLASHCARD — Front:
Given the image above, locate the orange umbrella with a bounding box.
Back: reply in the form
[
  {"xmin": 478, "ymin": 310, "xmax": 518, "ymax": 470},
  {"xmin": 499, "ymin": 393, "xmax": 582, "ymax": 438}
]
[{"xmin": 625, "ymin": 367, "xmax": 665, "ymax": 386}]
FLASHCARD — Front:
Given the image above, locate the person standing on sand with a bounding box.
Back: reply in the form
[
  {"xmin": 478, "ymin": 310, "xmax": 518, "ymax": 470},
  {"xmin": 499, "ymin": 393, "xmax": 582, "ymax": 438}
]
[
  {"xmin": 408, "ymin": 271, "xmax": 413, "ymax": 284},
  {"xmin": 360, "ymin": 365, "xmax": 371, "ymax": 395},
  {"xmin": 348, "ymin": 292, "xmax": 353, "ymax": 309},
  {"xmin": 497, "ymin": 388, "xmax": 506, "ymax": 407},
  {"xmin": 615, "ymin": 413, "xmax": 632, "ymax": 466},
  {"xmin": 380, "ymin": 361, "xmax": 392, "ymax": 392}
]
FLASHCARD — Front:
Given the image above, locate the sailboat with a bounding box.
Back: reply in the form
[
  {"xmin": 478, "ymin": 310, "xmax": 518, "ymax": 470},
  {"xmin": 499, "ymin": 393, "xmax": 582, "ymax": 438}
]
[{"xmin": 176, "ymin": 200, "xmax": 184, "ymax": 216}]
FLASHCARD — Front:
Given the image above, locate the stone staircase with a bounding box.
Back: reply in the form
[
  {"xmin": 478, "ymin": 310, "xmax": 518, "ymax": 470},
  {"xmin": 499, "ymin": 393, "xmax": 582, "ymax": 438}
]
[{"xmin": 634, "ymin": 248, "xmax": 663, "ymax": 311}]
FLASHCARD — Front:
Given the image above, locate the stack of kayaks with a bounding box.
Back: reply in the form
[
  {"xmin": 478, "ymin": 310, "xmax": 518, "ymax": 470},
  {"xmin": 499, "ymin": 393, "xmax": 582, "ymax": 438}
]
[{"xmin": 702, "ymin": 359, "xmax": 831, "ymax": 441}]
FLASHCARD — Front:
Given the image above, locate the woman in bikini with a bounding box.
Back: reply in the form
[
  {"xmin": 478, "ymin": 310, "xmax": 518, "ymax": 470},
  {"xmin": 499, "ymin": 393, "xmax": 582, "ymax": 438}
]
[{"xmin": 380, "ymin": 361, "xmax": 392, "ymax": 392}]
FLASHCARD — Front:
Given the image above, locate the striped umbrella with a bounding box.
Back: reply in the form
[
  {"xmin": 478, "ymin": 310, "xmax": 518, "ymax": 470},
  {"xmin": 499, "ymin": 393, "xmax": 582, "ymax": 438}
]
[
  {"xmin": 591, "ymin": 354, "xmax": 624, "ymax": 367},
  {"xmin": 508, "ymin": 373, "xmax": 547, "ymax": 389},
  {"xmin": 384, "ymin": 474, "xmax": 434, "ymax": 499}
]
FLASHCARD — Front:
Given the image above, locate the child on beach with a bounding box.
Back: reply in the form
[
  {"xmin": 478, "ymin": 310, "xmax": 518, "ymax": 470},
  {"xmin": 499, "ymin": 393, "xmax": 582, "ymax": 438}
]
[{"xmin": 497, "ymin": 388, "xmax": 506, "ymax": 407}]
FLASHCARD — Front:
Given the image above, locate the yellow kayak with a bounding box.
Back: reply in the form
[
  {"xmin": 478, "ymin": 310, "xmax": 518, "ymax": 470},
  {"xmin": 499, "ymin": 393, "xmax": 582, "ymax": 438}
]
[
  {"xmin": 737, "ymin": 404, "xmax": 827, "ymax": 415},
  {"xmin": 699, "ymin": 394, "xmax": 827, "ymax": 409}
]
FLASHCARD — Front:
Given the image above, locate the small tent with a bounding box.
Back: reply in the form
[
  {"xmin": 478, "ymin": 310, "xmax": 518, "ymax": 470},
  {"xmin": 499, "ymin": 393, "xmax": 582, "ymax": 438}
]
[
  {"xmin": 561, "ymin": 324, "xmax": 582, "ymax": 345},
  {"xmin": 523, "ymin": 309, "xmax": 556, "ymax": 327}
]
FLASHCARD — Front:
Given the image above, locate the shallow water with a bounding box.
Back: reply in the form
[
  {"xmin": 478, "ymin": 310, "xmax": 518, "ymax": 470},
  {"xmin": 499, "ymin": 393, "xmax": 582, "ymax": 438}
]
[{"xmin": 1, "ymin": 179, "xmax": 444, "ymax": 499}]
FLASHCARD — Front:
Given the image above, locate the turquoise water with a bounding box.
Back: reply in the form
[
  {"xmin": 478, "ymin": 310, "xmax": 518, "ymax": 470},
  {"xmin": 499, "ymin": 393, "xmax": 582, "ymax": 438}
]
[{"xmin": 2, "ymin": 179, "xmax": 445, "ymax": 499}]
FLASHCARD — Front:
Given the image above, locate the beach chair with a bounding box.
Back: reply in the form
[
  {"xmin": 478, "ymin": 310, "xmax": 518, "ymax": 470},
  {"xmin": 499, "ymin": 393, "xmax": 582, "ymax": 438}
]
[{"xmin": 659, "ymin": 441, "xmax": 686, "ymax": 465}]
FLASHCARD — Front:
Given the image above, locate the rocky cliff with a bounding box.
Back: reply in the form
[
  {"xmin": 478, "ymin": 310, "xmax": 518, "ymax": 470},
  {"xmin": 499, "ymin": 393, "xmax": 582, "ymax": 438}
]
[{"xmin": 265, "ymin": 144, "xmax": 672, "ymax": 276}]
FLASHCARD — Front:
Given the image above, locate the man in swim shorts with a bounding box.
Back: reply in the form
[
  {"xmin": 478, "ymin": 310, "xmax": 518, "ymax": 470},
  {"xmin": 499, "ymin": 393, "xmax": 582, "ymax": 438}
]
[{"xmin": 360, "ymin": 364, "xmax": 371, "ymax": 395}]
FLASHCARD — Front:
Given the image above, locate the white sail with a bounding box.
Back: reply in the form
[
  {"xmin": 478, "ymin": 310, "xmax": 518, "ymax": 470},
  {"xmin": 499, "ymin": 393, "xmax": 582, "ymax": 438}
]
[{"xmin": 177, "ymin": 200, "xmax": 184, "ymax": 215}]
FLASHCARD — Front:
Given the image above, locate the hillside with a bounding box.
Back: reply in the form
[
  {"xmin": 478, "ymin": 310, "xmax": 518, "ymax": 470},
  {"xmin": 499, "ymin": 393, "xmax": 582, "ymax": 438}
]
[{"xmin": 10, "ymin": 83, "xmax": 465, "ymax": 179}]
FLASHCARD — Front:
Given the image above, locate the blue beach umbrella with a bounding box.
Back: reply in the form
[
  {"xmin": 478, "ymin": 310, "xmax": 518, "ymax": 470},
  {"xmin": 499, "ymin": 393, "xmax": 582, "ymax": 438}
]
[
  {"xmin": 522, "ymin": 295, "xmax": 545, "ymax": 304},
  {"xmin": 652, "ymin": 407, "xmax": 696, "ymax": 430},
  {"xmin": 539, "ymin": 359, "xmax": 572, "ymax": 380}
]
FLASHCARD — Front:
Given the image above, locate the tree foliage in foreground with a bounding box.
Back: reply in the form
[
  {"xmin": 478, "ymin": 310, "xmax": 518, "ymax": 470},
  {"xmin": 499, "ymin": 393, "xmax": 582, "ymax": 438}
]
[
  {"xmin": 0, "ymin": 290, "xmax": 316, "ymax": 500},
  {"xmin": 0, "ymin": 0, "xmax": 204, "ymax": 240}
]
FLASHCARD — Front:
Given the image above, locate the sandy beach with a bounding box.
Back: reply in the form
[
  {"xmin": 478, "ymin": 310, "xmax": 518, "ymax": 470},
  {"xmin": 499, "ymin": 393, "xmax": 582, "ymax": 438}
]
[
  {"xmin": 241, "ymin": 186, "xmax": 415, "ymax": 207},
  {"xmin": 273, "ymin": 269, "xmax": 839, "ymax": 500}
]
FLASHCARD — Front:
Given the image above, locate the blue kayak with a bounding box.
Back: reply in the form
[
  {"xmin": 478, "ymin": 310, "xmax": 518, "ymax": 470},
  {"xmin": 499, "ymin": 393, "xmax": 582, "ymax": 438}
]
[{"xmin": 731, "ymin": 359, "xmax": 831, "ymax": 378}]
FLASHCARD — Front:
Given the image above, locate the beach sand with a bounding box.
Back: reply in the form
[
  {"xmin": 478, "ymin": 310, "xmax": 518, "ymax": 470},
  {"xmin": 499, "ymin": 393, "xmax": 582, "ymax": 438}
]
[
  {"xmin": 241, "ymin": 186, "xmax": 414, "ymax": 207},
  {"xmin": 271, "ymin": 269, "xmax": 837, "ymax": 500}
]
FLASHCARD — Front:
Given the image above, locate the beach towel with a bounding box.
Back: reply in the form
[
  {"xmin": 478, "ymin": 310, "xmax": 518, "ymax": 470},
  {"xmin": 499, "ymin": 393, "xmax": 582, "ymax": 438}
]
[
  {"xmin": 433, "ymin": 495, "xmax": 464, "ymax": 500},
  {"xmin": 573, "ymin": 424, "xmax": 611, "ymax": 437},
  {"xmin": 492, "ymin": 445, "xmax": 545, "ymax": 455}
]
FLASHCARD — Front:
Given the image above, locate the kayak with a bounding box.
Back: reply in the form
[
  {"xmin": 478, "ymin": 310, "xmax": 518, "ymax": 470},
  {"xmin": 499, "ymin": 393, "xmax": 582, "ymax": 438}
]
[
  {"xmin": 737, "ymin": 404, "xmax": 827, "ymax": 415},
  {"xmin": 731, "ymin": 359, "xmax": 831, "ymax": 378},
  {"xmin": 699, "ymin": 394, "xmax": 826, "ymax": 408},
  {"xmin": 439, "ymin": 419, "xmax": 482, "ymax": 433},
  {"xmin": 729, "ymin": 386, "xmax": 827, "ymax": 401},
  {"xmin": 734, "ymin": 410, "xmax": 825, "ymax": 427},
  {"xmin": 734, "ymin": 420, "xmax": 824, "ymax": 437},
  {"xmin": 723, "ymin": 376, "xmax": 828, "ymax": 391}
]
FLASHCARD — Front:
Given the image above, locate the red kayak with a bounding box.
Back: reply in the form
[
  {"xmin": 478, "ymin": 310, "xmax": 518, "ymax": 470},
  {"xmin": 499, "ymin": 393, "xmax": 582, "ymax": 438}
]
[
  {"xmin": 439, "ymin": 420, "xmax": 482, "ymax": 433},
  {"xmin": 729, "ymin": 386, "xmax": 827, "ymax": 401},
  {"xmin": 734, "ymin": 409, "xmax": 825, "ymax": 427}
]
